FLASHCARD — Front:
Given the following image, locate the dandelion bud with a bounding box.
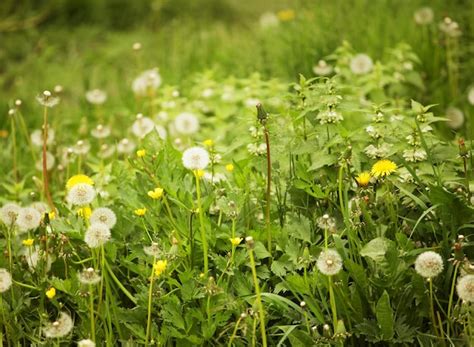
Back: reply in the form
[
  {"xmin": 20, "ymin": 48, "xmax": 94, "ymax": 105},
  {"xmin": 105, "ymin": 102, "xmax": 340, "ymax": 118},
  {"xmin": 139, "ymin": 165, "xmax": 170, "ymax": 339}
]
[
  {"xmin": 54, "ymin": 85, "xmax": 63, "ymax": 93},
  {"xmin": 256, "ymin": 103, "xmax": 268, "ymax": 124},
  {"xmin": 15, "ymin": 99, "xmax": 22, "ymax": 106},
  {"xmin": 240, "ymin": 312, "xmax": 247, "ymax": 319},
  {"xmin": 8, "ymin": 109, "xmax": 14, "ymax": 116},
  {"xmin": 43, "ymin": 90, "xmax": 52, "ymax": 97},
  {"xmin": 300, "ymin": 301, "xmax": 306, "ymax": 308},
  {"xmin": 245, "ymin": 236, "xmax": 255, "ymax": 248},
  {"xmin": 132, "ymin": 42, "xmax": 142, "ymax": 51},
  {"xmin": 458, "ymin": 235, "xmax": 465, "ymax": 241}
]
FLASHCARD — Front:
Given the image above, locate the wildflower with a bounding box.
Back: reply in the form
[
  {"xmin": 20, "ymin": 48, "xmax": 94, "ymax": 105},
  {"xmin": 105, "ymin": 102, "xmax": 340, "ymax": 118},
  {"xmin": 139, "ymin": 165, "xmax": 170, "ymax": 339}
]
[
  {"xmin": 317, "ymin": 249, "xmax": 343, "ymax": 276},
  {"xmin": 201, "ymin": 88, "xmax": 214, "ymax": 98},
  {"xmin": 66, "ymin": 174, "xmax": 94, "ymax": 191},
  {"xmin": 203, "ymin": 139, "xmax": 214, "ymax": 147},
  {"xmin": 89, "ymin": 207, "xmax": 117, "ymax": 229},
  {"xmin": 31, "ymin": 129, "xmax": 55, "ymax": 147},
  {"xmin": 468, "ymin": 86, "xmax": 474, "ymax": 106},
  {"xmin": 77, "ymin": 207, "xmax": 92, "ymax": 219},
  {"xmin": 402, "ymin": 148, "xmax": 427, "ymax": 162},
  {"xmin": 144, "ymin": 242, "xmax": 161, "ymax": 257},
  {"xmin": 456, "ymin": 275, "xmax": 474, "ymax": 303},
  {"xmin": 356, "ymin": 172, "xmax": 371, "ymax": 187},
  {"xmin": 84, "ymin": 223, "xmax": 111, "ymax": 248},
  {"xmin": 35, "ymin": 151, "xmax": 55, "ymax": 171},
  {"xmin": 25, "ymin": 247, "xmax": 53, "ymax": 272},
  {"xmin": 132, "ymin": 114, "xmax": 155, "ymax": 138},
  {"xmin": 148, "ymin": 187, "xmax": 164, "ymax": 200},
  {"xmin": 73, "ymin": 140, "xmax": 91, "ymax": 155},
  {"xmin": 132, "ymin": 68, "xmax": 162, "ymax": 96},
  {"xmin": 202, "ymin": 172, "xmax": 226, "ymax": 184},
  {"xmin": 182, "ymin": 147, "xmax": 210, "ymax": 171},
  {"xmin": 225, "ymin": 163, "xmax": 234, "ymax": 172},
  {"xmin": 36, "ymin": 90, "xmax": 60, "ymax": 108},
  {"xmin": 153, "ymin": 260, "xmax": 167, "ymax": 277},
  {"xmin": 316, "ymin": 109, "xmax": 343, "ymax": 124},
  {"xmin": 85, "ymin": 89, "xmax": 107, "ymax": 105},
  {"xmin": 67, "ymin": 183, "xmax": 96, "ymax": 206},
  {"xmin": 78, "ymin": 268, "xmax": 101, "ymax": 285},
  {"xmin": 78, "ymin": 339, "xmax": 96, "ymax": 347},
  {"xmin": 136, "ymin": 149, "xmax": 146, "ymax": 157},
  {"xmin": 134, "ymin": 208, "xmax": 147, "ymax": 216},
  {"xmin": 414, "ymin": 7, "xmax": 434, "ymax": 25},
  {"xmin": 446, "ymin": 107, "xmax": 464, "ymax": 130},
  {"xmin": 132, "ymin": 42, "xmax": 142, "ymax": 51},
  {"xmin": 174, "ymin": 112, "xmax": 200, "ymax": 135},
  {"xmin": 439, "ymin": 17, "xmax": 462, "ymax": 38},
  {"xmin": 31, "ymin": 202, "xmax": 49, "ymax": 216},
  {"xmin": 350, "ymin": 54, "xmax": 373, "ymax": 75},
  {"xmin": 46, "ymin": 287, "xmax": 56, "ymax": 299},
  {"xmin": 99, "ymin": 143, "xmax": 115, "ymax": 159},
  {"xmin": 155, "ymin": 125, "xmax": 167, "ymax": 140},
  {"xmin": 414, "ymin": 251, "xmax": 444, "ymax": 278},
  {"xmin": 364, "ymin": 143, "xmax": 392, "ymax": 159},
  {"xmin": 43, "ymin": 312, "xmax": 73, "ymax": 338},
  {"xmin": 0, "ymin": 203, "xmax": 20, "ymax": 226},
  {"xmin": 230, "ymin": 237, "xmax": 243, "ymax": 246},
  {"xmin": 16, "ymin": 207, "xmax": 42, "ymax": 232},
  {"xmin": 313, "ymin": 60, "xmax": 333, "ymax": 76},
  {"xmin": 0, "ymin": 268, "xmax": 12, "ymax": 293},
  {"xmin": 277, "ymin": 9, "xmax": 295, "ymax": 21},
  {"xmin": 371, "ymin": 159, "xmax": 397, "ymax": 178},
  {"xmin": 259, "ymin": 12, "xmax": 279, "ymax": 29},
  {"xmin": 22, "ymin": 238, "xmax": 34, "ymax": 246},
  {"xmin": 91, "ymin": 124, "xmax": 111, "ymax": 139},
  {"xmin": 117, "ymin": 138, "xmax": 136, "ymax": 154},
  {"xmin": 317, "ymin": 214, "xmax": 336, "ymax": 230}
]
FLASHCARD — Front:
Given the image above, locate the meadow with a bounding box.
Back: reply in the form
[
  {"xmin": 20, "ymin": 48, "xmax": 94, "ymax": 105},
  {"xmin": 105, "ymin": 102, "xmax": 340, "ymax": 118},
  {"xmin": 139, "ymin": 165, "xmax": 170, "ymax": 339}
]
[{"xmin": 0, "ymin": 0, "xmax": 473, "ymax": 346}]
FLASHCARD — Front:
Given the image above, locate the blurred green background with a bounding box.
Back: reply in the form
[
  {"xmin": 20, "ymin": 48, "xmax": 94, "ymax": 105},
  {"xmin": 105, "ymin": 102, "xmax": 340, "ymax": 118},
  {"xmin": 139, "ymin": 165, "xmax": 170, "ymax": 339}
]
[{"xmin": 1, "ymin": 0, "xmax": 473, "ymax": 125}]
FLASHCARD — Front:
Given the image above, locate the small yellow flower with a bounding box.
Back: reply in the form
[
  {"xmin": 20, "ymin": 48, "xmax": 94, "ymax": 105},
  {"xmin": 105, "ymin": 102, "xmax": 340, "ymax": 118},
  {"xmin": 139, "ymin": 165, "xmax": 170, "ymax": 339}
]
[
  {"xmin": 137, "ymin": 149, "xmax": 146, "ymax": 158},
  {"xmin": 225, "ymin": 164, "xmax": 234, "ymax": 172},
  {"xmin": 194, "ymin": 169, "xmax": 205, "ymax": 178},
  {"xmin": 47, "ymin": 210, "xmax": 56, "ymax": 220},
  {"xmin": 230, "ymin": 237, "xmax": 243, "ymax": 246},
  {"xmin": 371, "ymin": 159, "xmax": 397, "ymax": 178},
  {"xmin": 203, "ymin": 139, "xmax": 214, "ymax": 147},
  {"xmin": 153, "ymin": 260, "xmax": 167, "ymax": 277},
  {"xmin": 148, "ymin": 187, "xmax": 164, "ymax": 200},
  {"xmin": 22, "ymin": 238, "xmax": 34, "ymax": 247},
  {"xmin": 277, "ymin": 9, "xmax": 295, "ymax": 21},
  {"xmin": 66, "ymin": 174, "xmax": 94, "ymax": 190},
  {"xmin": 77, "ymin": 206, "xmax": 92, "ymax": 219},
  {"xmin": 45, "ymin": 287, "xmax": 56, "ymax": 299},
  {"xmin": 356, "ymin": 172, "xmax": 371, "ymax": 187},
  {"xmin": 134, "ymin": 208, "xmax": 147, "ymax": 216}
]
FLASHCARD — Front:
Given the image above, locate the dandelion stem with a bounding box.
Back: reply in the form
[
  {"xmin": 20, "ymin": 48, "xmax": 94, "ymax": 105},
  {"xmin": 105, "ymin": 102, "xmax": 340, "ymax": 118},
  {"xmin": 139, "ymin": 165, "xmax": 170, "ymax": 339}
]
[
  {"xmin": 228, "ymin": 315, "xmax": 244, "ymax": 347},
  {"xmin": 145, "ymin": 258, "xmax": 156, "ymax": 346},
  {"xmin": 429, "ymin": 279, "xmax": 440, "ymax": 338},
  {"xmin": 248, "ymin": 245, "xmax": 267, "ymax": 347},
  {"xmin": 42, "ymin": 106, "xmax": 54, "ymax": 210},
  {"xmin": 328, "ymin": 276, "xmax": 338, "ymax": 331},
  {"xmin": 263, "ymin": 124, "xmax": 272, "ymax": 252},
  {"xmin": 89, "ymin": 285, "xmax": 96, "ymax": 342},
  {"xmin": 195, "ymin": 172, "xmax": 209, "ymax": 274}
]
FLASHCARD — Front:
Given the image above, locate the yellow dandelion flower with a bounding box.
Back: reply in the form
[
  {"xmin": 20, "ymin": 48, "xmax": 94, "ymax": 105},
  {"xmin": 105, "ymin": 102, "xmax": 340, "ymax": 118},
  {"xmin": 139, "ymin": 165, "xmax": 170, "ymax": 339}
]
[
  {"xmin": 47, "ymin": 210, "xmax": 56, "ymax": 220},
  {"xmin": 230, "ymin": 237, "xmax": 243, "ymax": 246},
  {"xmin": 225, "ymin": 164, "xmax": 234, "ymax": 172},
  {"xmin": 134, "ymin": 208, "xmax": 147, "ymax": 216},
  {"xmin": 371, "ymin": 159, "xmax": 397, "ymax": 178},
  {"xmin": 194, "ymin": 169, "xmax": 205, "ymax": 178},
  {"xmin": 356, "ymin": 172, "xmax": 371, "ymax": 187},
  {"xmin": 153, "ymin": 260, "xmax": 167, "ymax": 277},
  {"xmin": 136, "ymin": 149, "xmax": 146, "ymax": 157},
  {"xmin": 22, "ymin": 238, "xmax": 34, "ymax": 247},
  {"xmin": 66, "ymin": 174, "xmax": 94, "ymax": 190},
  {"xmin": 277, "ymin": 9, "xmax": 295, "ymax": 21},
  {"xmin": 0, "ymin": 130, "xmax": 8, "ymax": 138},
  {"xmin": 45, "ymin": 287, "xmax": 56, "ymax": 299},
  {"xmin": 148, "ymin": 187, "xmax": 164, "ymax": 199},
  {"xmin": 203, "ymin": 139, "xmax": 214, "ymax": 147},
  {"xmin": 77, "ymin": 206, "xmax": 92, "ymax": 219}
]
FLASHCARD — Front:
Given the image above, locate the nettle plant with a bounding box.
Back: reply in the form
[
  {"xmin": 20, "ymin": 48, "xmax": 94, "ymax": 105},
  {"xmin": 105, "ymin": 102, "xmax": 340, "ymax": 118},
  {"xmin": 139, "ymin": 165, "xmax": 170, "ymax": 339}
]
[{"xmin": 0, "ymin": 42, "xmax": 473, "ymax": 346}]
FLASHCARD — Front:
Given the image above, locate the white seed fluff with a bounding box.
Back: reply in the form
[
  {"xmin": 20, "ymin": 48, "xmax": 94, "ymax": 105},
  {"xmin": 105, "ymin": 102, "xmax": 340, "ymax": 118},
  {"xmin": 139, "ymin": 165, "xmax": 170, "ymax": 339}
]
[
  {"xmin": 132, "ymin": 68, "xmax": 162, "ymax": 96},
  {"xmin": 317, "ymin": 249, "xmax": 343, "ymax": 276},
  {"xmin": 84, "ymin": 223, "xmax": 111, "ymax": 248},
  {"xmin": 85, "ymin": 89, "xmax": 107, "ymax": 105},
  {"xmin": 90, "ymin": 207, "xmax": 117, "ymax": 229},
  {"xmin": 78, "ymin": 339, "xmax": 96, "ymax": 347},
  {"xmin": 77, "ymin": 268, "xmax": 101, "ymax": 285},
  {"xmin": 16, "ymin": 207, "xmax": 42, "ymax": 232},
  {"xmin": 35, "ymin": 151, "xmax": 56, "ymax": 171},
  {"xmin": 132, "ymin": 116, "xmax": 155, "ymax": 138},
  {"xmin": 66, "ymin": 183, "xmax": 96, "ymax": 206},
  {"xmin": 0, "ymin": 203, "xmax": 21, "ymax": 226},
  {"xmin": 456, "ymin": 275, "xmax": 474, "ymax": 303},
  {"xmin": 31, "ymin": 129, "xmax": 55, "ymax": 147},
  {"xmin": 446, "ymin": 107, "xmax": 464, "ymax": 130},
  {"xmin": 182, "ymin": 147, "xmax": 210, "ymax": 170},
  {"xmin": 350, "ymin": 54, "xmax": 374, "ymax": 75},
  {"xmin": 0, "ymin": 268, "xmax": 12, "ymax": 293},
  {"xmin": 43, "ymin": 312, "xmax": 74, "ymax": 338},
  {"xmin": 414, "ymin": 251, "xmax": 444, "ymax": 278},
  {"xmin": 174, "ymin": 112, "xmax": 200, "ymax": 135}
]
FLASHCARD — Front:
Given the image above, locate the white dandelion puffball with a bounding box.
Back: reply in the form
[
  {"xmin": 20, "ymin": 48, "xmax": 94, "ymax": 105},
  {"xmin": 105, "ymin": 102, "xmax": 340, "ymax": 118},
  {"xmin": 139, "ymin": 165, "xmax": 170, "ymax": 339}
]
[
  {"xmin": 456, "ymin": 275, "xmax": 474, "ymax": 303},
  {"xmin": 78, "ymin": 268, "xmax": 101, "ymax": 285},
  {"xmin": 182, "ymin": 147, "xmax": 210, "ymax": 170},
  {"xmin": 317, "ymin": 249, "xmax": 343, "ymax": 276},
  {"xmin": 414, "ymin": 7, "xmax": 434, "ymax": 25},
  {"xmin": 468, "ymin": 86, "xmax": 474, "ymax": 105},
  {"xmin": 155, "ymin": 125, "xmax": 167, "ymax": 140},
  {"xmin": 73, "ymin": 140, "xmax": 91, "ymax": 155},
  {"xmin": 43, "ymin": 312, "xmax": 73, "ymax": 338},
  {"xmin": 85, "ymin": 89, "xmax": 107, "ymax": 105},
  {"xmin": 203, "ymin": 172, "xmax": 227, "ymax": 184},
  {"xmin": 91, "ymin": 124, "xmax": 111, "ymax": 139},
  {"xmin": 25, "ymin": 247, "xmax": 53, "ymax": 272},
  {"xmin": 117, "ymin": 138, "xmax": 136, "ymax": 154},
  {"xmin": 16, "ymin": 207, "xmax": 42, "ymax": 232},
  {"xmin": 78, "ymin": 339, "xmax": 96, "ymax": 347},
  {"xmin": 132, "ymin": 68, "xmax": 162, "ymax": 96},
  {"xmin": 90, "ymin": 207, "xmax": 117, "ymax": 229},
  {"xmin": 31, "ymin": 129, "xmax": 55, "ymax": 147},
  {"xmin": 144, "ymin": 242, "xmax": 161, "ymax": 257},
  {"xmin": 174, "ymin": 112, "xmax": 200, "ymax": 135},
  {"xmin": 259, "ymin": 12, "xmax": 279, "ymax": 29},
  {"xmin": 439, "ymin": 17, "xmax": 462, "ymax": 38},
  {"xmin": 35, "ymin": 151, "xmax": 55, "ymax": 171},
  {"xmin": 31, "ymin": 202, "xmax": 49, "ymax": 216},
  {"xmin": 414, "ymin": 251, "xmax": 444, "ymax": 278},
  {"xmin": 132, "ymin": 114, "xmax": 155, "ymax": 138},
  {"xmin": 313, "ymin": 60, "xmax": 333, "ymax": 76},
  {"xmin": 84, "ymin": 223, "xmax": 111, "ymax": 248},
  {"xmin": 36, "ymin": 91, "xmax": 60, "ymax": 108},
  {"xmin": 446, "ymin": 107, "xmax": 464, "ymax": 129},
  {"xmin": 0, "ymin": 202, "xmax": 21, "ymax": 226},
  {"xmin": 66, "ymin": 183, "xmax": 96, "ymax": 206},
  {"xmin": 350, "ymin": 54, "xmax": 374, "ymax": 75},
  {"xmin": 0, "ymin": 268, "xmax": 12, "ymax": 293}
]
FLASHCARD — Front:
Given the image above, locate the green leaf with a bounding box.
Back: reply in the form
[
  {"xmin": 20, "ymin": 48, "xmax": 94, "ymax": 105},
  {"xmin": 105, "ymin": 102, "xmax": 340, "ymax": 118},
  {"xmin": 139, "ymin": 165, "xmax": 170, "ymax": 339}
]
[
  {"xmin": 376, "ymin": 291, "xmax": 394, "ymax": 340},
  {"xmin": 360, "ymin": 237, "xmax": 390, "ymax": 262}
]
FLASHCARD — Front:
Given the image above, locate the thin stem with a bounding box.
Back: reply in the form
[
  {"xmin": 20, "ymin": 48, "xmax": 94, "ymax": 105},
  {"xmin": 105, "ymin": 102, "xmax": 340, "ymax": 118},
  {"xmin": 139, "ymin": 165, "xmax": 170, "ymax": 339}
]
[
  {"xmin": 228, "ymin": 315, "xmax": 244, "ymax": 347},
  {"xmin": 195, "ymin": 172, "xmax": 208, "ymax": 274},
  {"xmin": 145, "ymin": 257, "xmax": 156, "ymax": 346},
  {"xmin": 42, "ymin": 106, "xmax": 54, "ymax": 210},
  {"xmin": 263, "ymin": 125, "xmax": 272, "ymax": 252},
  {"xmin": 447, "ymin": 263, "xmax": 459, "ymax": 327},
  {"xmin": 89, "ymin": 285, "xmax": 96, "ymax": 342},
  {"xmin": 248, "ymin": 246, "xmax": 267, "ymax": 347},
  {"xmin": 429, "ymin": 279, "xmax": 440, "ymax": 338},
  {"xmin": 328, "ymin": 276, "xmax": 338, "ymax": 331}
]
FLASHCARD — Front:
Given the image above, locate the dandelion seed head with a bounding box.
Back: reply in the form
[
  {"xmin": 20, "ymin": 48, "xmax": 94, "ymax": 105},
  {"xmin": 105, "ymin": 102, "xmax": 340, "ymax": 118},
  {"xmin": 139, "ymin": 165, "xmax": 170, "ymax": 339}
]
[
  {"xmin": 43, "ymin": 312, "xmax": 73, "ymax": 338},
  {"xmin": 132, "ymin": 68, "xmax": 162, "ymax": 96},
  {"xmin": 31, "ymin": 129, "xmax": 55, "ymax": 147},
  {"xmin": 144, "ymin": 242, "xmax": 162, "ymax": 257},
  {"xmin": 0, "ymin": 203, "xmax": 21, "ymax": 226},
  {"xmin": 78, "ymin": 339, "xmax": 96, "ymax": 347},
  {"xmin": 414, "ymin": 7, "xmax": 434, "ymax": 25},
  {"xmin": 0, "ymin": 268, "xmax": 12, "ymax": 293},
  {"xmin": 414, "ymin": 251, "xmax": 444, "ymax": 278},
  {"xmin": 456, "ymin": 275, "xmax": 474, "ymax": 303},
  {"xmin": 90, "ymin": 207, "xmax": 117, "ymax": 229},
  {"xmin": 317, "ymin": 249, "xmax": 343, "ymax": 276},
  {"xmin": 91, "ymin": 124, "xmax": 111, "ymax": 139},
  {"xmin": 446, "ymin": 107, "xmax": 464, "ymax": 130},
  {"xmin": 174, "ymin": 112, "xmax": 200, "ymax": 135},
  {"xmin": 313, "ymin": 60, "xmax": 333, "ymax": 76},
  {"xmin": 36, "ymin": 91, "xmax": 60, "ymax": 108},
  {"xmin": 132, "ymin": 115, "xmax": 155, "ymax": 138},
  {"xmin": 66, "ymin": 183, "xmax": 96, "ymax": 206},
  {"xmin": 35, "ymin": 151, "xmax": 56, "ymax": 171},
  {"xmin": 84, "ymin": 223, "xmax": 111, "ymax": 248},
  {"xmin": 77, "ymin": 268, "xmax": 101, "ymax": 285},
  {"xmin": 350, "ymin": 54, "xmax": 373, "ymax": 75},
  {"xmin": 182, "ymin": 147, "xmax": 210, "ymax": 170},
  {"xmin": 16, "ymin": 207, "xmax": 42, "ymax": 232},
  {"xmin": 85, "ymin": 89, "xmax": 107, "ymax": 105},
  {"xmin": 117, "ymin": 138, "xmax": 136, "ymax": 154},
  {"xmin": 74, "ymin": 140, "xmax": 91, "ymax": 155}
]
